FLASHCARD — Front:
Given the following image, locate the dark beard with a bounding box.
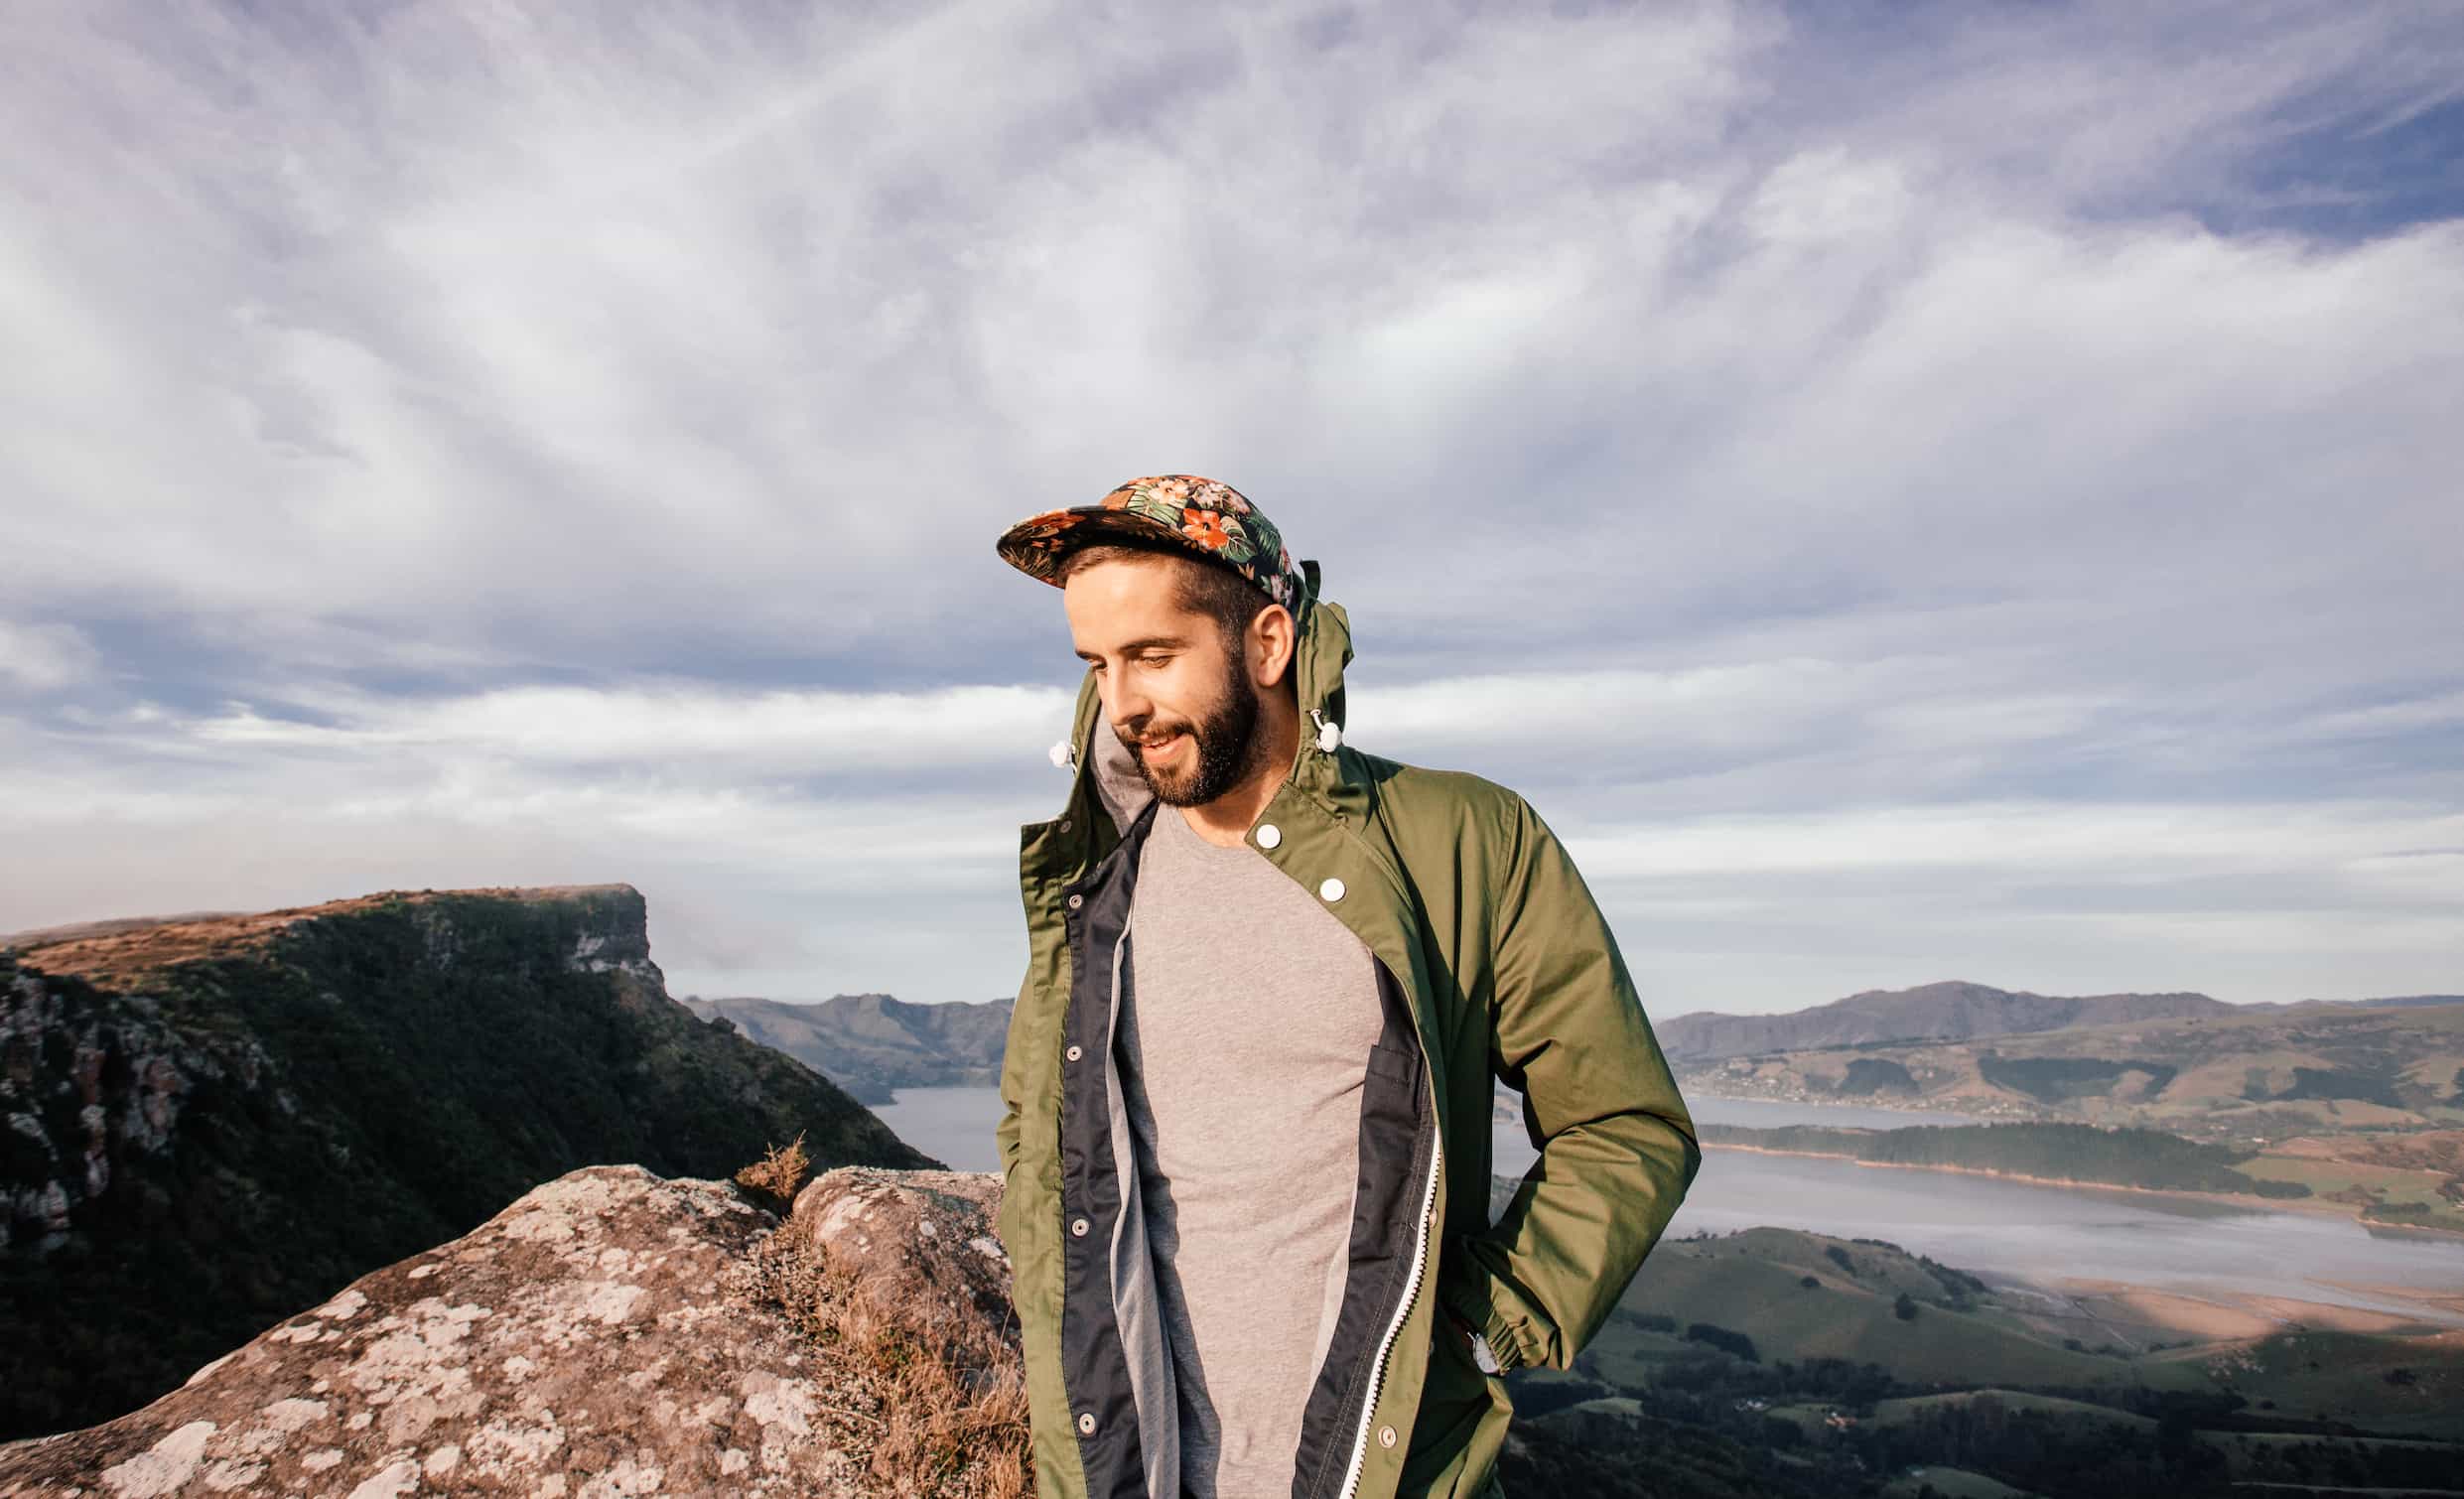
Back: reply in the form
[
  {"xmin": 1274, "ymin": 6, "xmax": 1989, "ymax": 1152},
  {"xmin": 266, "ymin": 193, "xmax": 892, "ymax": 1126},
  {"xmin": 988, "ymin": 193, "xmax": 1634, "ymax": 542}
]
[{"xmin": 1124, "ymin": 652, "xmax": 1263, "ymax": 808}]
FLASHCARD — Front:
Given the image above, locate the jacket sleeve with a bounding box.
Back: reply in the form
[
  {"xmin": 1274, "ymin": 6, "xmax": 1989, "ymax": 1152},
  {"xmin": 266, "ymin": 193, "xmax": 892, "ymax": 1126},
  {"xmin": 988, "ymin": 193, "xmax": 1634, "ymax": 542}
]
[{"xmin": 1436, "ymin": 794, "xmax": 1700, "ymax": 1371}]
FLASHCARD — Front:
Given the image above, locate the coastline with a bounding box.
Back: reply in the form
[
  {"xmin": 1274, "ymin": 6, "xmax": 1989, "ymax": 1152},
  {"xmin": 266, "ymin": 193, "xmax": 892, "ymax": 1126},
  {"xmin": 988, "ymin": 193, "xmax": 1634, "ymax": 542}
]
[
  {"xmin": 1676, "ymin": 1088, "xmax": 2015, "ymax": 1123},
  {"xmin": 1699, "ymin": 1140, "xmax": 2464, "ymax": 1240},
  {"xmin": 2035, "ymin": 1277, "xmax": 2464, "ymax": 1338}
]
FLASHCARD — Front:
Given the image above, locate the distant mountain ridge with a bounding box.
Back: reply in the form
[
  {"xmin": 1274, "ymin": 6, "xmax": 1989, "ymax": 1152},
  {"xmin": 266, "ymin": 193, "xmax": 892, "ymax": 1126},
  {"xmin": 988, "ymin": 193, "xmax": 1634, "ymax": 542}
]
[
  {"xmin": 2266, "ymin": 994, "xmax": 2464, "ymax": 1012},
  {"xmin": 1658, "ymin": 981, "xmax": 2233, "ymax": 1060},
  {"xmin": 684, "ymin": 993, "xmax": 1014, "ymax": 1103},
  {"xmin": 2, "ymin": 884, "xmax": 926, "ymax": 1439}
]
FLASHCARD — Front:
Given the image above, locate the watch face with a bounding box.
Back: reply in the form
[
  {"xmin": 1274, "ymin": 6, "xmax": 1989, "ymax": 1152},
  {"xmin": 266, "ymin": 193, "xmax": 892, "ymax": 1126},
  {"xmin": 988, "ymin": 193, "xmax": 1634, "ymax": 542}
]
[{"xmin": 1468, "ymin": 1332, "xmax": 1503, "ymax": 1375}]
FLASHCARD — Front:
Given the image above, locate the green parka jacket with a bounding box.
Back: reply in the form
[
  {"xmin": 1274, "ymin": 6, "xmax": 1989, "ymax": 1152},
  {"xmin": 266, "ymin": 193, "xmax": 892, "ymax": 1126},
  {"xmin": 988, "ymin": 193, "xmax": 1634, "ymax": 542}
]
[{"xmin": 994, "ymin": 567, "xmax": 1700, "ymax": 1499}]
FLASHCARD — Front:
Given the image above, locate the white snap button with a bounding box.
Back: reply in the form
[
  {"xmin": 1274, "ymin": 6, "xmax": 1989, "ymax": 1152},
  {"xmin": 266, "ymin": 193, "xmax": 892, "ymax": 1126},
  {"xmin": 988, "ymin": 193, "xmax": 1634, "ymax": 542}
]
[
  {"xmin": 1059, "ymin": 817, "xmax": 1072, "ymax": 832},
  {"xmin": 1318, "ymin": 878, "xmax": 1345, "ymax": 902},
  {"xmin": 1255, "ymin": 823, "xmax": 1282, "ymax": 850},
  {"xmin": 1066, "ymin": 893, "xmax": 1083, "ymax": 909},
  {"xmin": 1070, "ymin": 1217, "xmax": 1090, "ymax": 1237},
  {"xmin": 1378, "ymin": 1425, "xmax": 1397, "ymax": 1448},
  {"xmin": 1065, "ymin": 1044, "xmax": 1084, "ymax": 1062},
  {"xmin": 1077, "ymin": 1412, "xmax": 1096, "ymax": 1434}
]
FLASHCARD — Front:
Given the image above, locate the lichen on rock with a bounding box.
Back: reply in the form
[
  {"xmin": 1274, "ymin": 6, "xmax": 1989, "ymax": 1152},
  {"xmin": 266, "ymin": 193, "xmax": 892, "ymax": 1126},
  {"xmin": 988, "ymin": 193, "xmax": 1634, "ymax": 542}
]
[{"xmin": 0, "ymin": 1162, "xmax": 1027, "ymax": 1497}]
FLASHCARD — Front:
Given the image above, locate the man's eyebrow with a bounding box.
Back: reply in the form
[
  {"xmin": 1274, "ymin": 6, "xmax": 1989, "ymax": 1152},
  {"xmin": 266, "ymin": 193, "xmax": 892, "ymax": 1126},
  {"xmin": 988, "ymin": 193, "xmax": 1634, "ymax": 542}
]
[{"xmin": 1074, "ymin": 634, "xmax": 1190, "ymax": 661}]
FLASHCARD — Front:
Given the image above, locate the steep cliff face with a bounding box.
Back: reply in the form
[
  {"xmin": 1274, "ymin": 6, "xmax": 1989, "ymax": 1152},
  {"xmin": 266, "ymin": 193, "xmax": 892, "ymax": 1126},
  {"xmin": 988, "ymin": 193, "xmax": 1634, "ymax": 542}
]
[
  {"xmin": 0, "ymin": 886, "xmax": 931, "ymax": 1440},
  {"xmin": 0, "ymin": 1164, "xmax": 1026, "ymax": 1497}
]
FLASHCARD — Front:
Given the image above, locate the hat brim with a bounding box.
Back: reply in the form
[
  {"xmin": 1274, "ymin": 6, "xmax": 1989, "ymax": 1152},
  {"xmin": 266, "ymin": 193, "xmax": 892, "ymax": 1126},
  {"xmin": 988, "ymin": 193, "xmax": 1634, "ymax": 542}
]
[{"xmin": 995, "ymin": 507, "xmax": 1245, "ymax": 591}]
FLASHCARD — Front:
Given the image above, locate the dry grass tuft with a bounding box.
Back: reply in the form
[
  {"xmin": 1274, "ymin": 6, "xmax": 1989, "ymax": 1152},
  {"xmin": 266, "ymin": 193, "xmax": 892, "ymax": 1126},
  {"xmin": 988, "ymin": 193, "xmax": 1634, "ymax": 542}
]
[
  {"xmin": 750, "ymin": 1224, "xmax": 1032, "ymax": 1498},
  {"xmin": 735, "ymin": 1132, "xmax": 811, "ymax": 1203}
]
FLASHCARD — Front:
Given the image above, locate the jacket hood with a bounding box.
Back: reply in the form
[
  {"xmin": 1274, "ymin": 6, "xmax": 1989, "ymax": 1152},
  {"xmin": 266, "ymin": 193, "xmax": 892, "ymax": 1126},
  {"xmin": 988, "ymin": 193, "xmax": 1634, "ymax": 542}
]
[{"xmin": 1059, "ymin": 558, "xmax": 1357, "ymax": 836}]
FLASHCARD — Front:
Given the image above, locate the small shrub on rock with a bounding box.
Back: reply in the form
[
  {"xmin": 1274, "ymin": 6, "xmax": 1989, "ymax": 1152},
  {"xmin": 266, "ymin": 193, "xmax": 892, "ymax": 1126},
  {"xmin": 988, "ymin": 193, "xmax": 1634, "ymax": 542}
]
[
  {"xmin": 735, "ymin": 1132, "xmax": 811, "ymax": 1203},
  {"xmin": 749, "ymin": 1194, "xmax": 1031, "ymax": 1498}
]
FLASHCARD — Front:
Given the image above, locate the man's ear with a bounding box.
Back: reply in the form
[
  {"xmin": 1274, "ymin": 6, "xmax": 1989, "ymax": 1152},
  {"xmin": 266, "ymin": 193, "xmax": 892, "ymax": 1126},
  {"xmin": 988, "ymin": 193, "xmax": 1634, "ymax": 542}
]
[{"xmin": 1251, "ymin": 604, "xmax": 1298, "ymax": 689}]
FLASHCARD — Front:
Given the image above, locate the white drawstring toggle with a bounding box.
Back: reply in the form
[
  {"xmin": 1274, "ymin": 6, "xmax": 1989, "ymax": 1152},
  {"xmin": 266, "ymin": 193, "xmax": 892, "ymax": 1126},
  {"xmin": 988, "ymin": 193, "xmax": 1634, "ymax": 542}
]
[
  {"xmin": 1049, "ymin": 740, "xmax": 1076, "ymax": 770},
  {"xmin": 1311, "ymin": 710, "xmax": 1342, "ymax": 753}
]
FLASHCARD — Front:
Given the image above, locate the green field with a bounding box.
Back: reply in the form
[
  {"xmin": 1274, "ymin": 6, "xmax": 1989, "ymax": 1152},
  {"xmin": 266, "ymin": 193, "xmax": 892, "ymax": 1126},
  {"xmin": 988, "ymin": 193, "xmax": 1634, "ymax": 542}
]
[
  {"xmin": 1878, "ymin": 1469, "xmax": 2030, "ymax": 1499},
  {"xmin": 1870, "ymin": 1390, "xmax": 2156, "ymax": 1431},
  {"xmin": 2231, "ymin": 1154, "xmax": 2464, "ymax": 1232}
]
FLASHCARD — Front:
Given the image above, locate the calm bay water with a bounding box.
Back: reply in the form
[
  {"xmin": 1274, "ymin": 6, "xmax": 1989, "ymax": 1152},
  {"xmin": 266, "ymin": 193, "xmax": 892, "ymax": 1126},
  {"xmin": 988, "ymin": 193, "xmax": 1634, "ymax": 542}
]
[
  {"xmin": 875, "ymin": 1086, "xmax": 1015, "ymax": 1175},
  {"xmin": 875, "ymin": 1085, "xmax": 2464, "ymax": 1321},
  {"xmin": 875, "ymin": 1088, "xmax": 1976, "ymax": 1174}
]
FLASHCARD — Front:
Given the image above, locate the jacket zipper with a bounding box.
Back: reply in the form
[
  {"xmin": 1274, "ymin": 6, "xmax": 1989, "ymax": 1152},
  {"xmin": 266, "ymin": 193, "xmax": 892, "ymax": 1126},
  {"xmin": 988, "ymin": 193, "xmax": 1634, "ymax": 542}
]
[
  {"xmin": 1320, "ymin": 786, "xmax": 1446, "ymax": 1494},
  {"xmin": 1333, "ymin": 1047, "xmax": 1444, "ymax": 1499}
]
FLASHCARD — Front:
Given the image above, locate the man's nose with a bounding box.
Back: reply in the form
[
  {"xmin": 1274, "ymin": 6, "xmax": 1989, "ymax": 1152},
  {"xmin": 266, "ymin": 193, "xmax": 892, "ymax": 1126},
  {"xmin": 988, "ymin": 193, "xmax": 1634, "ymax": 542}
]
[{"xmin": 1106, "ymin": 675, "xmax": 1152, "ymax": 728}]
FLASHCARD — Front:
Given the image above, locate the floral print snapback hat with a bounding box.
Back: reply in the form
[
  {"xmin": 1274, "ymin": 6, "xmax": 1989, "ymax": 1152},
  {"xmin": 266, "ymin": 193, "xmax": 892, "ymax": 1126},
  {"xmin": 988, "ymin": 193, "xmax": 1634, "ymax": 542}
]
[{"xmin": 994, "ymin": 475, "xmax": 1305, "ymax": 613}]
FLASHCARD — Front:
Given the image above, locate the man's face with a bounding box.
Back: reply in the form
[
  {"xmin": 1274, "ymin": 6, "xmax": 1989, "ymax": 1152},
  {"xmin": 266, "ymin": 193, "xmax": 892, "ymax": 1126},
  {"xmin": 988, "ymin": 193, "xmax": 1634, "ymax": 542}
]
[{"xmin": 1063, "ymin": 555, "xmax": 1262, "ymax": 808}]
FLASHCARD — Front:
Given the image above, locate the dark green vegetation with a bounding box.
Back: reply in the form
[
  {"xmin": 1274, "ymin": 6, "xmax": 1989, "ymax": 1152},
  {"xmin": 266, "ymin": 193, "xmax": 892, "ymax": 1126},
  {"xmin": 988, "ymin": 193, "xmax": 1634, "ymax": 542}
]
[
  {"xmin": 1688, "ymin": 1322, "xmax": 1760, "ymax": 1361},
  {"xmin": 1500, "ymin": 1398, "xmax": 1842, "ymax": 1499},
  {"xmin": 1977, "ymin": 1052, "xmax": 2175, "ymax": 1103},
  {"xmin": 1493, "ymin": 1225, "xmax": 2464, "ymax": 1498},
  {"xmin": 1839, "ymin": 1058, "xmax": 1917, "ymax": 1095},
  {"xmin": 1, "ymin": 886, "xmax": 928, "ymax": 1440},
  {"xmin": 2250, "ymin": 1066, "xmax": 2406, "ymax": 1109},
  {"xmin": 682, "ymin": 992, "xmax": 1013, "ymax": 1104},
  {"xmin": 1703, "ymin": 1121, "xmax": 2314, "ymax": 1197}
]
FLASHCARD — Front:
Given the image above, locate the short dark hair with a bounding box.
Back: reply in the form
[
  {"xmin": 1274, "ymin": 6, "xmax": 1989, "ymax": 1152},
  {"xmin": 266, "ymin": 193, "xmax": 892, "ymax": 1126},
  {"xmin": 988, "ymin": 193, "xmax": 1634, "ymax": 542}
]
[{"xmin": 1056, "ymin": 541, "xmax": 1274, "ymax": 648}]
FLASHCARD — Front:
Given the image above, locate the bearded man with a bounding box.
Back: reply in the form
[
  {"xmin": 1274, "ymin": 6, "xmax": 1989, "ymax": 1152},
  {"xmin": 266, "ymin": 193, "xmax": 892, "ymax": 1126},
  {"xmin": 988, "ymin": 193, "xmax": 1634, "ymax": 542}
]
[{"xmin": 992, "ymin": 476, "xmax": 1698, "ymax": 1499}]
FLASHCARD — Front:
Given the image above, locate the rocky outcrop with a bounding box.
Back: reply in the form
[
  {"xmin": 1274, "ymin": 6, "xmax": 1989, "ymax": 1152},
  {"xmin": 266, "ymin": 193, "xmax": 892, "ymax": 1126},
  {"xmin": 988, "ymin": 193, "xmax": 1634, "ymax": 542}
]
[
  {"xmin": 0, "ymin": 1164, "xmax": 1024, "ymax": 1497},
  {"xmin": 2, "ymin": 886, "xmax": 930, "ymax": 1440},
  {"xmin": 770, "ymin": 1168, "xmax": 1013, "ymax": 1346}
]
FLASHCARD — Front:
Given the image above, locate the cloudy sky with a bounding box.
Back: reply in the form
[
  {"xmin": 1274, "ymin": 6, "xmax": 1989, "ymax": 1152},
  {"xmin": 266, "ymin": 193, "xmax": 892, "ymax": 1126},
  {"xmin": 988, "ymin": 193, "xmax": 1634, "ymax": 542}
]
[{"xmin": 4, "ymin": 0, "xmax": 2459, "ymax": 1014}]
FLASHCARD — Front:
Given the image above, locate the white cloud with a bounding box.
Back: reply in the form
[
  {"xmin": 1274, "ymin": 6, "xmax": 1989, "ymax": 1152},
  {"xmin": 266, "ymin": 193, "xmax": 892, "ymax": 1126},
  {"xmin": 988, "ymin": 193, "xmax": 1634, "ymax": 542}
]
[
  {"xmin": 185, "ymin": 680, "xmax": 1074, "ymax": 770},
  {"xmin": 1565, "ymin": 800, "xmax": 2464, "ymax": 882},
  {"xmin": 0, "ymin": 621, "xmax": 95, "ymax": 691},
  {"xmin": 1, "ymin": 0, "xmax": 2458, "ymax": 1010}
]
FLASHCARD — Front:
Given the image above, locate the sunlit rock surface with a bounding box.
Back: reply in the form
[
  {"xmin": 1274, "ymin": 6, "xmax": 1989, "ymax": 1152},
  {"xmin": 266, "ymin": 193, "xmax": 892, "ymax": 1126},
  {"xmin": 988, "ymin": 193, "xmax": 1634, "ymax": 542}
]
[{"xmin": 0, "ymin": 1164, "xmax": 1015, "ymax": 1497}]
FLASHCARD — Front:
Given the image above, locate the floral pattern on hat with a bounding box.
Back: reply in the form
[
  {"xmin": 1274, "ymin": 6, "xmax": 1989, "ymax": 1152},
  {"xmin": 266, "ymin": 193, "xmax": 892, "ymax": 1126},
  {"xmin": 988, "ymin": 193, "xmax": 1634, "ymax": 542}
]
[{"xmin": 995, "ymin": 475, "xmax": 1303, "ymax": 611}]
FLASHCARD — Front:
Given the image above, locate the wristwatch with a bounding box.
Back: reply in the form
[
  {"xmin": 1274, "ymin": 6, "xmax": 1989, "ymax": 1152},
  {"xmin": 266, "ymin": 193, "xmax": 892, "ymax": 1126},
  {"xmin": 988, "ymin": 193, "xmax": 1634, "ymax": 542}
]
[
  {"xmin": 1467, "ymin": 1328, "xmax": 1503, "ymax": 1375},
  {"xmin": 1442, "ymin": 1307, "xmax": 1503, "ymax": 1375}
]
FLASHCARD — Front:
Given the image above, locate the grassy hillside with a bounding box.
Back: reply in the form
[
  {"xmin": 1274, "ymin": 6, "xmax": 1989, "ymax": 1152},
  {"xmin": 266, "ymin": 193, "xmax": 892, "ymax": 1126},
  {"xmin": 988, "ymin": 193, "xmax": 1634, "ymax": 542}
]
[
  {"xmin": 1495, "ymin": 1225, "xmax": 2464, "ymax": 1496},
  {"xmin": 1684, "ymin": 998, "xmax": 2464, "ymax": 1144},
  {"xmin": 1, "ymin": 886, "xmax": 928, "ymax": 1439},
  {"xmin": 2234, "ymin": 1131, "xmax": 2464, "ymax": 1232},
  {"xmin": 1499, "ymin": 1398, "xmax": 1843, "ymax": 1499},
  {"xmin": 1597, "ymin": 1227, "xmax": 2139, "ymax": 1392}
]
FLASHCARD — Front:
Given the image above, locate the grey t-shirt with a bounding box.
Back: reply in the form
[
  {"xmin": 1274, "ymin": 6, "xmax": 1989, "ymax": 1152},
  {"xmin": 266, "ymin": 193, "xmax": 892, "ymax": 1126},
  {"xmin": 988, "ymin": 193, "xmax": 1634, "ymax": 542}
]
[{"xmin": 1119, "ymin": 804, "xmax": 1386, "ymax": 1499}]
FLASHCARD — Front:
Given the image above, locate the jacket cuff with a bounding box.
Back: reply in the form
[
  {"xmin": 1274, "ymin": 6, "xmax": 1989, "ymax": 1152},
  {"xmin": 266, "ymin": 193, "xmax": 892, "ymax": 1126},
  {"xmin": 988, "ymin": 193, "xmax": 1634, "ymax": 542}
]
[{"xmin": 1437, "ymin": 1240, "xmax": 1529, "ymax": 1373}]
